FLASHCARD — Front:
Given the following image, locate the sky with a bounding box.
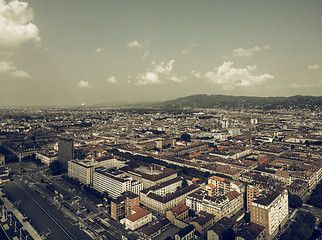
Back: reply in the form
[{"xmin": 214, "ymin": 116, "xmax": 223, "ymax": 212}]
[{"xmin": 0, "ymin": 0, "xmax": 321, "ymax": 107}]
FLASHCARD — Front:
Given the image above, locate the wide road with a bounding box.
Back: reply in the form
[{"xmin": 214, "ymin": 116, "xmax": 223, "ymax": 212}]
[{"xmin": 4, "ymin": 180, "xmax": 91, "ymax": 240}]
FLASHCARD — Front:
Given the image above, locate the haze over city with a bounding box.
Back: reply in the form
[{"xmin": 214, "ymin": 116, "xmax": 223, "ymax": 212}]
[{"xmin": 0, "ymin": 0, "xmax": 321, "ymax": 106}]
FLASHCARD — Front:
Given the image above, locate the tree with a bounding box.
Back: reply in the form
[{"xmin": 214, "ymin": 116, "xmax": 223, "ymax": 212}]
[
  {"xmin": 244, "ymin": 212, "xmax": 250, "ymax": 223},
  {"xmin": 180, "ymin": 133, "xmax": 191, "ymax": 142},
  {"xmin": 222, "ymin": 228, "xmax": 235, "ymax": 240},
  {"xmin": 182, "ymin": 178, "xmax": 188, "ymax": 188},
  {"xmin": 49, "ymin": 160, "xmax": 63, "ymax": 175},
  {"xmin": 188, "ymin": 209, "xmax": 195, "ymax": 217},
  {"xmin": 289, "ymin": 194, "xmax": 303, "ymax": 208}
]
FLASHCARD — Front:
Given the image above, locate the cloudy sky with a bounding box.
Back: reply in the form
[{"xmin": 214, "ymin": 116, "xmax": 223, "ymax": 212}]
[{"xmin": 0, "ymin": 0, "xmax": 321, "ymax": 106}]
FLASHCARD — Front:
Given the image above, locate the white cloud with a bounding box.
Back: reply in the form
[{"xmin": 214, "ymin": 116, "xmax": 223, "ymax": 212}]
[
  {"xmin": 181, "ymin": 49, "xmax": 190, "ymax": 55},
  {"xmin": 137, "ymin": 59, "xmax": 185, "ymax": 85},
  {"xmin": 10, "ymin": 69, "xmax": 30, "ymax": 78},
  {"xmin": 168, "ymin": 74, "xmax": 185, "ymax": 83},
  {"xmin": 231, "ymin": 45, "xmax": 270, "ymax": 57},
  {"xmin": 107, "ymin": 76, "xmax": 118, "ymax": 84},
  {"xmin": 189, "ymin": 43, "xmax": 198, "ymax": 47},
  {"xmin": 127, "ymin": 40, "xmax": 150, "ymax": 59},
  {"xmin": 191, "ymin": 70, "xmax": 201, "ymax": 79},
  {"xmin": 78, "ymin": 80, "xmax": 92, "ymax": 88},
  {"xmin": 126, "ymin": 40, "xmax": 142, "ymax": 48},
  {"xmin": 205, "ymin": 61, "xmax": 273, "ymax": 90},
  {"xmin": 0, "ymin": 60, "xmax": 31, "ymax": 78},
  {"xmin": 95, "ymin": 47, "xmax": 106, "ymax": 53},
  {"xmin": 307, "ymin": 64, "xmax": 319, "ymax": 70},
  {"xmin": 0, "ymin": 60, "xmax": 15, "ymax": 72},
  {"xmin": 137, "ymin": 72, "xmax": 160, "ymax": 85},
  {"xmin": 0, "ymin": 0, "xmax": 41, "ymax": 47}
]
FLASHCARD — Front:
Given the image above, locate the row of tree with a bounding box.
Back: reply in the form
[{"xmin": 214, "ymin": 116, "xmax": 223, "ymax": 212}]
[
  {"xmin": 281, "ymin": 212, "xmax": 316, "ymax": 240},
  {"xmin": 108, "ymin": 149, "xmax": 211, "ymax": 180},
  {"xmin": 307, "ymin": 182, "xmax": 322, "ymax": 208}
]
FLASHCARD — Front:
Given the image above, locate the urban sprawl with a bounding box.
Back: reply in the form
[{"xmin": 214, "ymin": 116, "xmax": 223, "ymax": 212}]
[{"xmin": 0, "ymin": 107, "xmax": 321, "ymax": 240}]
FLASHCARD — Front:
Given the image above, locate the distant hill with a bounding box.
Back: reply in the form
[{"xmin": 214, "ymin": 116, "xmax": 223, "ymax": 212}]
[{"xmin": 145, "ymin": 94, "xmax": 322, "ymax": 111}]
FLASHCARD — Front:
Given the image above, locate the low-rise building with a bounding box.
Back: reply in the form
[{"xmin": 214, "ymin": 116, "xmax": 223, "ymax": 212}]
[
  {"xmin": 235, "ymin": 223, "xmax": 265, "ymax": 240},
  {"xmin": 140, "ymin": 218, "xmax": 171, "ymax": 240},
  {"xmin": 166, "ymin": 204, "xmax": 190, "ymax": 228},
  {"xmin": 207, "ymin": 217, "xmax": 236, "ymax": 240},
  {"xmin": 190, "ymin": 211, "xmax": 215, "ymax": 236},
  {"xmin": 120, "ymin": 205, "xmax": 152, "ymax": 231},
  {"xmin": 174, "ymin": 225, "xmax": 195, "ymax": 240}
]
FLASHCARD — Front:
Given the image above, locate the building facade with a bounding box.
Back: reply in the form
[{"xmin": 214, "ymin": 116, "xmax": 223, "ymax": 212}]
[
  {"xmin": 68, "ymin": 160, "xmax": 95, "ymax": 185},
  {"xmin": 250, "ymin": 189, "xmax": 288, "ymax": 236},
  {"xmin": 58, "ymin": 138, "xmax": 74, "ymax": 168}
]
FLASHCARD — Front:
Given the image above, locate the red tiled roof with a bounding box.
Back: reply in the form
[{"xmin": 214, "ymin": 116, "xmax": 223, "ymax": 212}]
[
  {"xmin": 127, "ymin": 206, "xmax": 151, "ymax": 222},
  {"xmin": 207, "ymin": 183, "xmax": 216, "ymax": 189},
  {"xmin": 226, "ymin": 191, "xmax": 240, "ymax": 201},
  {"xmin": 170, "ymin": 204, "xmax": 189, "ymax": 215}
]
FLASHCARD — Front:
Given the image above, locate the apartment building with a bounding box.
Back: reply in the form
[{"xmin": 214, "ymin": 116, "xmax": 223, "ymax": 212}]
[
  {"xmin": 208, "ymin": 175, "xmax": 244, "ymax": 196},
  {"xmin": 68, "ymin": 160, "xmax": 95, "ymax": 185},
  {"xmin": 110, "ymin": 191, "xmax": 139, "ymax": 220},
  {"xmin": 246, "ymin": 184, "xmax": 263, "ymax": 212},
  {"xmin": 140, "ymin": 184, "xmax": 199, "ymax": 215},
  {"xmin": 186, "ymin": 189, "xmax": 243, "ymax": 222},
  {"xmin": 166, "ymin": 204, "xmax": 190, "ymax": 228},
  {"xmin": 120, "ymin": 205, "xmax": 152, "ymax": 231},
  {"xmin": 122, "ymin": 163, "xmax": 178, "ymax": 188},
  {"xmin": 250, "ymin": 188, "xmax": 288, "ymax": 237},
  {"xmin": 93, "ymin": 167, "xmax": 132, "ymax": 198}
]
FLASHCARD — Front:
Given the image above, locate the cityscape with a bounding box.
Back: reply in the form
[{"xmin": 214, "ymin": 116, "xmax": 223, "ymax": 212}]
[
  {"xmin": 1, "ymin": 0, "xmax": 322, "ymax": 240},
  {"xmin": 0, "ymin": 104, "xmax": 321, "ymax": 240}
]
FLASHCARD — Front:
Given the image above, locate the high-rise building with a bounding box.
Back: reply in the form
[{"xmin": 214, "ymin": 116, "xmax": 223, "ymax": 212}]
[
  {"xmin": 58, "ymin": 138, "xmax": 74, "ymax": 168},
  {"xmin": 250, "ymin": 188, "xmax": 288, "ymax": 237},
  {"xmin": 110, "ymin": 191, "xmax": 139, "ymax": 220}
]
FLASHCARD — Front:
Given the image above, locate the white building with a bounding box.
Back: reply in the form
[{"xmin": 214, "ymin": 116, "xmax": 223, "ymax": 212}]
[
  {"xmin": 68, "ymin": 160, "xmax": 95, "ymax": 185},
  {"xmin": 120, "ymin": 205, "xmax": 152, "ymax": 231},
  {"xmin": 250, "ymin": 189, "xmax": 288, "ymax": 237},
  {"xmin": 93, "ymin": 167, "xmax": 132, "ymax": 199}
]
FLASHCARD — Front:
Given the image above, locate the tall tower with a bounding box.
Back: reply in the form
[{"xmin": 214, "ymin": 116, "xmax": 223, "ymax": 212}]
[{"xmin": 58, "ymin": 138, "xmax": 74, "ymax": 168}]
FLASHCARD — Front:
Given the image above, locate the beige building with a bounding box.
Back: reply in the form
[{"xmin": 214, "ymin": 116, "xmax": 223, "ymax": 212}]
[
  {"xmin": 190, "ymin": 211, "xmax": 215, "ymax": 236},
  {"xmin": 93, "ymin": 167, "xmax": 132, "ymax": 198},
  {"xmin": 68, "ymin": 160, "xmax": 95, "ymax": 185},
  {"xmin": 111, "ymin": 192, "xmax": 139, "ymax": 220},
  {"xmin": 208, "ymin": 175, "xmax": 244, "ymax": 196},
  {"xmin": 186, "ymin": 189, "xmax": 243, "ymax": 222},
  {"xmin": 120, "ymin": 205, "xmax": 152, "ymax": 231},
  {"xmin": 250, "ymin": 188, "xmax": 288, "ymax": 237},
  {"xmin": 246, "ymin": 184, "xmax": 263, "ymax": 212},
  {"xmin": 140, "ymin": 184, "xmax": 199, "ymax": 215},
  {"xmin": 166, "ymin": 204, "xmax": 190, "ymax": 228},
  {"xmin": 122, "ymin": 163, "xmax": 178, "ymax": 188}
]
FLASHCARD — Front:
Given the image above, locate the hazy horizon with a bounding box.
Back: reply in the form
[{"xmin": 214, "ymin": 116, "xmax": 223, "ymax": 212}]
[{"xmin": 1, "ymin": 0, "xmax": 321, "ymax": 106}]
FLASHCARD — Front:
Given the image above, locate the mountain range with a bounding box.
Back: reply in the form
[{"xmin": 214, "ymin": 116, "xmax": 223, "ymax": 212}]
[{"xmin": 140, "ymin": 94, "xmax": 322, "ymax": 111}]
